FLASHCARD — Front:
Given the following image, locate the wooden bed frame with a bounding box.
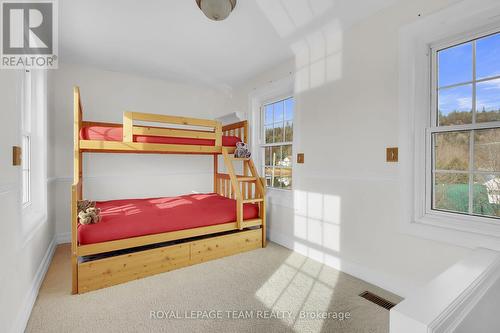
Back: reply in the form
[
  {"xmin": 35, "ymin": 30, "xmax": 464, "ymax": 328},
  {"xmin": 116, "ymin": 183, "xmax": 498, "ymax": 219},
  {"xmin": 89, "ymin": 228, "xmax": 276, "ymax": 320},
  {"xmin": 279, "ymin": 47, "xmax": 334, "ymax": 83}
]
[{"xmin": 71, "ymin": 87, "xmax": 266, "ymax": 294}]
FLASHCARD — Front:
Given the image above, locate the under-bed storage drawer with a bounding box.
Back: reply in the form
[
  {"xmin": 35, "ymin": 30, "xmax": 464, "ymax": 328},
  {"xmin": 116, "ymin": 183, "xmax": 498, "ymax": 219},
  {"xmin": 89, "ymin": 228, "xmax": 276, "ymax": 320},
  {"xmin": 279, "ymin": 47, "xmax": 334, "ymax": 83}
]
[
  {"xmin": 77, "ymin": 229, "xmax": 262, "ymax": 293},
  {"xmin": 191, "ymin": 228, "xmax": 262, "ymax": 262}
]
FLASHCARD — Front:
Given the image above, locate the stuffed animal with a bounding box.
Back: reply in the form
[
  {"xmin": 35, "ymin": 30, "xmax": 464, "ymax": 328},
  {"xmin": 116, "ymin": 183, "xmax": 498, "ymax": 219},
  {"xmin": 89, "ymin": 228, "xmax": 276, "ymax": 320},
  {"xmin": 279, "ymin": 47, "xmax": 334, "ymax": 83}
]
[
  {"xmin": 77, "ymin": 200, "xmax": 101, "ymax": 225},
  {"xmin": 78, "ymin": 200, "xmax": 95, "ymax": 212},
  {"xmin": 235, "ymin": 142, "xmax": 251, "ymax": 158},
  {"xmin": 78, "ymin": 207, "xmax": 102, "ymax": 225}
]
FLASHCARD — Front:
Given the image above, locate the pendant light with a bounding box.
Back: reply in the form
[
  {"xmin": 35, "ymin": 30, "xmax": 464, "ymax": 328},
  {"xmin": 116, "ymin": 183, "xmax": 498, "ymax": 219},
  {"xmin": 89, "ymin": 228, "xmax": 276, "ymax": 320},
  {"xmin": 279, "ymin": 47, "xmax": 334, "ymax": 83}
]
[{"xmin": 196, "ymin": 0, "xmax": 237, "ymax": 21}]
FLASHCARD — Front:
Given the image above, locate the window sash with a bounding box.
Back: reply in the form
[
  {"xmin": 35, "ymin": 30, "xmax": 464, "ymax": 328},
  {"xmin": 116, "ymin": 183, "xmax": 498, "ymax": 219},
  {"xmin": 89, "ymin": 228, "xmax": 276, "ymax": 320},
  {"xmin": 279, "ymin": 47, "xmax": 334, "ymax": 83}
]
[
  {"xmin": 428, "ymin": 30, "xmax": 500, "ymax": 220},
  {"xmin": 260, "ymin": 96, "xmax": 294, "ymax": 190}
]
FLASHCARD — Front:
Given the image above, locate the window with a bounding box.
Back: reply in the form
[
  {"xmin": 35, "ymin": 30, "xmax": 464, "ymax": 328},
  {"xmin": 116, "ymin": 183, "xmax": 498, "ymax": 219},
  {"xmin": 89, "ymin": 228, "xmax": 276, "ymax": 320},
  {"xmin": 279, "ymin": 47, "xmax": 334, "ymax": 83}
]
[
  {"xmin": 261, "ymin": 97, "xmax": 294, "ymax": 189},
  {"xmin": 20, "ymin": 69, "xmax": 47, "ymax": 233},
  {"xmin": 430, "ymin": 31, "xmax": 500, "ymax": 219}
]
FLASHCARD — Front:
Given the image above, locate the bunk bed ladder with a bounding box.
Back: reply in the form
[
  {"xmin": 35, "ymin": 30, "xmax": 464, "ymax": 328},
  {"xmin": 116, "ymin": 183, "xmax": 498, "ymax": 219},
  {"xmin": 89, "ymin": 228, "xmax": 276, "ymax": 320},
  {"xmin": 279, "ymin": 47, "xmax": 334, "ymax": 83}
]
[{"xmin": 221, "ymin": 148, "xmax": 266, "ymax": 246}]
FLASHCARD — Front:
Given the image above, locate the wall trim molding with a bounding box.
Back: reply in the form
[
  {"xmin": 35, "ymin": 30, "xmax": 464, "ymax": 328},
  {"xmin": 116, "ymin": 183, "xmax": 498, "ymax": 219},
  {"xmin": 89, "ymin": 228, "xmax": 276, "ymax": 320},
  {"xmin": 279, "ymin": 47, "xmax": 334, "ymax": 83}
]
[
  {"xmin": 268, "ymin": 228, "xmax": 413, "ymax": 298},
  {"xmin": 11, "ymin": 235, "xmax": 57, "ymax": 333},
  {"xmin": 391, "ymin": 248, "xmax": 500, "ymax": 332},
  {"xmin": 431, "ymin": 249, "xmax": 500, "ymax": 332}
]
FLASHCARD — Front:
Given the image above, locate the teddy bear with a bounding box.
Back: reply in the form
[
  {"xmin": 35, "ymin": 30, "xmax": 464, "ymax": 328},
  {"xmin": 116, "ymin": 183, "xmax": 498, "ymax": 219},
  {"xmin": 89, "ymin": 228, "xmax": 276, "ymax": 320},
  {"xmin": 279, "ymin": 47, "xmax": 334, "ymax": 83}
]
[
  {"xmin": 78, "ymin": 207, "xmax": 102, "ymax": 225},
  {"xmin": 234, "ymin": 142, "xmax": 251, "ymax": 158},
  {"xmin": 77, "ymin": 200, "xmax": 102, "ymax": 225}
]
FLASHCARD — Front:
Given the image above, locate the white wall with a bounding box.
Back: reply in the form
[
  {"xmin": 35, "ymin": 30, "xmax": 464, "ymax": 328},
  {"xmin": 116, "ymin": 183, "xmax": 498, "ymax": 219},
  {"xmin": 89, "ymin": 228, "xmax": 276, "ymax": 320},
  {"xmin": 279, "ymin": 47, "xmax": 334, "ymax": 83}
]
[
  {"xmin": 51, "ymin": 63, "xmax": 232, "ymax": 236},
  {"xmin": 228, "ymin": 0, "xmax": 471, "ymax": 297},
  {"xmin": 0, "ymin": 70, "xmax": 56, "ymax": 333}
]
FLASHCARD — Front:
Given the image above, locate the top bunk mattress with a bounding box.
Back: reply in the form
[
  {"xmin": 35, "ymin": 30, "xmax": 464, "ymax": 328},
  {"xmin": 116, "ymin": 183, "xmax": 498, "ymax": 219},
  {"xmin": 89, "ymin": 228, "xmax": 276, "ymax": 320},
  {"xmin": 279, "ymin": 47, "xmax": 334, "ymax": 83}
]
[
  {"xmin": 80, "ymin": 125, "xmax": 241, "ymax": 147},
  {"xmin": 78, "ymin": 193, "xmax": 260, "ymax": 245}
]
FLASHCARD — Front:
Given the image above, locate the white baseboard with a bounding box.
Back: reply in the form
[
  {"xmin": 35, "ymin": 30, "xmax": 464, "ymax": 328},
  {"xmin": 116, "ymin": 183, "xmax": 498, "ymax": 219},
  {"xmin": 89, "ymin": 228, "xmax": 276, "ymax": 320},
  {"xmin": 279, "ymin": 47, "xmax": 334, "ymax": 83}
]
[
  {"xmin": 56, "ymin": 232, "xmax": 71, "ymax": 244},
  {"xmin": 11, "ymin": 235, "xmax": 57, "ymax": 333},
  {"xmin": 268, "ymin": 229, "xmax": 413, "ymax": 298}
]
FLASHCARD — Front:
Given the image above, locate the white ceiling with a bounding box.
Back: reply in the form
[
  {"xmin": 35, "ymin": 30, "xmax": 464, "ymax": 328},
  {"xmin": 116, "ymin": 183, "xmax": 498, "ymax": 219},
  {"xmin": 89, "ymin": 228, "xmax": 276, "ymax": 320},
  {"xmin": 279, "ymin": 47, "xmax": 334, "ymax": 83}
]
[{"xmin": 59, "ymin": 0, "xmax": 398, "ymax": 89}]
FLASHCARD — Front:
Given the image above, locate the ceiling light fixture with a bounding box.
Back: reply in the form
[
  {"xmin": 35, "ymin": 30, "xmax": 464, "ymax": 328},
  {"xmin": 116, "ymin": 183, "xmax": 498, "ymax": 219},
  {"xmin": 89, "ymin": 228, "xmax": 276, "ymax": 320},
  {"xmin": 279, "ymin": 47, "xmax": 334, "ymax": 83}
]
[{"xmin": 196, "ymin": 0, "xmax": 237, "ymax": 21}]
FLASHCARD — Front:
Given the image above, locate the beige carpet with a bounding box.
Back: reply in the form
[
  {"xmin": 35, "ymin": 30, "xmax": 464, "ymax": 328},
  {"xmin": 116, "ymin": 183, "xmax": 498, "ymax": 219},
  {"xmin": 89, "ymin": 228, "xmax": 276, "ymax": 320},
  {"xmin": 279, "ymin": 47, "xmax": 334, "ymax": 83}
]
[{"xmin": 26, "ymin": 242, "xmax": 401, "ymax": 333}]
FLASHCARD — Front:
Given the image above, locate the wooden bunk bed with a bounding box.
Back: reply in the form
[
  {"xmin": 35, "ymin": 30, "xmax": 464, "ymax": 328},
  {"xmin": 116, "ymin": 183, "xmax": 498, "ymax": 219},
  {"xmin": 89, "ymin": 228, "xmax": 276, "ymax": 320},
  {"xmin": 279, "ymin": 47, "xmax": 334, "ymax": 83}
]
[{"xmin": 71, "ymin": 87, "xmax": 266, "ymax": 294}]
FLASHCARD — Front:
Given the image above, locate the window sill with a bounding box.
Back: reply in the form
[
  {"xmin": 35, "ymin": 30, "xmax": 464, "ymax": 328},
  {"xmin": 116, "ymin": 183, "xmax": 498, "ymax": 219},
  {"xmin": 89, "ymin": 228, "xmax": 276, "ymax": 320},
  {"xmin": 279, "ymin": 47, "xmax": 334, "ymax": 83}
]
[{"xmin": 401, "ymin": 213, "xmax": 500, "ymax": 251}]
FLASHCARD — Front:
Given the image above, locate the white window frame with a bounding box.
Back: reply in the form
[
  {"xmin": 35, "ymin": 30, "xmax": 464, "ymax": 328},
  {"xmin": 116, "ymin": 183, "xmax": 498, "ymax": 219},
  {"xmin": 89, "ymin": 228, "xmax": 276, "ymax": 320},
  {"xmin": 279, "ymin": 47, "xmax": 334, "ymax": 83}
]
[
  {"xmin": 20, "ymin": 69, "xmax": 48, "ymax": 238},
  {"xmin": 248, "ymin": 75, "xmax": 295, "ymax": 208},
  {"xmin": 426, "ymin": 28, "xmax": 500, "ymax": 224},
  {"xmin": 260, "ymin": 95, "xmax": 294, "ymax": 191},
  {"xmin": 399, "ymin": 0, "xmax": 500, "ymax": 250}
]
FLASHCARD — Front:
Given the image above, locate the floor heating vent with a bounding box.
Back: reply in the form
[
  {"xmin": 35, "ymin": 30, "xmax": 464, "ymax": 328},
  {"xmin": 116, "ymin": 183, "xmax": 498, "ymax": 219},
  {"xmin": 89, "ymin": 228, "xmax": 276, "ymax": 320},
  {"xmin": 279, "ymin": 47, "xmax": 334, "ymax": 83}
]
[{"xmin": 359, "ymin": 291, "xmax": 396, "ymax": 310}]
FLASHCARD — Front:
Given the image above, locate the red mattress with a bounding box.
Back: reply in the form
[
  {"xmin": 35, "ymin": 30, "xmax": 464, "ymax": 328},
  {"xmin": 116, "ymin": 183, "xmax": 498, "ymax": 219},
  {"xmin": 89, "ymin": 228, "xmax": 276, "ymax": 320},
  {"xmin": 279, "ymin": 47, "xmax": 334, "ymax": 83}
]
[
  {"xmin": 78, "ymin": 193, "xmax": 260, "ymax": 245},
  {"xmin": 80, "ymin": 126, "xmax": 241, "ymax": 146}
]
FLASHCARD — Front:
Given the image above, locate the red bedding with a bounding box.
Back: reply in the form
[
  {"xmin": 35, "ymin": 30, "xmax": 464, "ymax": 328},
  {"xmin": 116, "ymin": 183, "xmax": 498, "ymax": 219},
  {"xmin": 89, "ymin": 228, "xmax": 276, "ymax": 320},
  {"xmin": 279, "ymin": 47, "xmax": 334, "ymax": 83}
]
[
  {"xmin": 78, "ymin": 193, "xmax": 260, "ymax": 245},
  {"xmin": 80, "ymin": 126, "xmax": 241, "ymax": 146}
]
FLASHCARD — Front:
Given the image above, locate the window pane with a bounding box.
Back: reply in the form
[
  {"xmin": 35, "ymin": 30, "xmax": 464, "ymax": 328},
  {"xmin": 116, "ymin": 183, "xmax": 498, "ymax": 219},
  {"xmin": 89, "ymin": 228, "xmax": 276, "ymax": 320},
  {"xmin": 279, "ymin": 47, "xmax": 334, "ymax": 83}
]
[
  {"xmin": 280, "ymin": 176, "xmax": 292, "ymax": 190},
  {"xmin": 274, "ymin": 101, "xmax": 284, "ymax": 122},
  {"xmin": 265, "ymin": 177, "xmax": 271, "ymax": 187},
  {"xmin": 285, "ymin": 121, "xmax": 293, "ymax": 142},
  {"xmin": 264, "ymin": 167, "xmax": 273, "ymax": 186},
  {"xmin": 273, "ymin": 122, "xmax": 284, "ymax": 143},
  {"xmin": 438, "ymin": 42, "xmax": 473, "ymax": 87},
  {"xmin": 282, "ymin": 145, "xmax": 293, "ymax": 167},
  {"xmin": 264, "ymin": 147, "xmax": 271, "ymax": 166},
  {"xmin": 434, "ymin": 172, "xmax": 469, "ymax": 213},
  {"xmin": 476, "ymin": 79, "xmax": 500, "ymax": 123},
  {"xmin": 265, "ymin": 125, "xmax": 273, "ymax": 144},
  {"xmin": 279, "ymin": 168, "xmax": 292, "ymax": 187},
  {"xmin": 264, "ymin": 105, "xmax": 273, "ymax": 125},
  {"xmin": 285, "ymin": 98, "xmax": 294, "ymax": 121},
  {"xmin": 434, "ymin": 131, "xmax": 470, "ymax": 171},
  {"xmin": 473, "ymin": 174, "xmax": 500, "ymax": 218},
  {"xmin": 271, "ymin": 146, "xmax": 282, "ymax": 166},
  {"xmin": 476, "ymin": 32, "xmax": 500, "ymax": 80},
  {"xmin": 265, "ymin": 166, "xmax": 279, "ymax": 188},
  {"xmin": 474, "ymin": 128, "xmax": 500, "ymax": 172},
  {"xmin": 438, "ymin": 84, "xmax": 473, "ymax": 125}
]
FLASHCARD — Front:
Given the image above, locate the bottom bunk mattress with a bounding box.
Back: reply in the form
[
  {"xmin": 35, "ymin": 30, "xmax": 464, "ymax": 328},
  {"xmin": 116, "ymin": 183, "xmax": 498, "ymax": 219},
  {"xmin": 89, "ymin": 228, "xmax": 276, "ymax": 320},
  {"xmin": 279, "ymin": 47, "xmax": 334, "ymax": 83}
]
[{"xmin": 78, "ymin": 193, "xmax": 260, "ymax": 245}]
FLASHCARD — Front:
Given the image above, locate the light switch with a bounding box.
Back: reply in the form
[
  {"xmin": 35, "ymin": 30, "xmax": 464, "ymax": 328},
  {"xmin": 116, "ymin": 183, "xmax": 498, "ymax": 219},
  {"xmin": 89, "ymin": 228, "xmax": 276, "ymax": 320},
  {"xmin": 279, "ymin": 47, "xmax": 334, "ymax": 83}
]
[
  {"xmin": 297, "ymin": 153, "xmax": 304, "ymax": 164},
  {"xmin": 386, "ymin": 147, "xmax": 398, "ymax": 162},
  {"xmin": 12, "ymin": 146, "xmax": 22, "ymax": 166}
]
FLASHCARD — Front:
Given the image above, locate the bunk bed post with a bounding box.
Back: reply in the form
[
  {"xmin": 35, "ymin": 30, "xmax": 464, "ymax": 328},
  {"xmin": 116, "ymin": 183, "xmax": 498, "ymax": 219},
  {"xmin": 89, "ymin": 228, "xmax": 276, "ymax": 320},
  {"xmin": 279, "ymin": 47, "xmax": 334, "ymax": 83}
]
[
  {"xmin": 71, "ymin": 87, "xmax": 83, "ymax": 294},
  {"xmin": 260, "ymin": 177, "xmax": 267, "ymax": 248},
  {"xmin": 243, "ymin": 120, "xmax": 249, "ymax": 144},
  {"xmin": 123, "ymin": 111, "xmax": 133, "ymax": 142},
  {"xmin": 213, "ymin": 155, "xmax": 218, "ymax": 194},
  {"xmin": 215, "ymin": 122, "xmax": 222, "ymax": 147}
]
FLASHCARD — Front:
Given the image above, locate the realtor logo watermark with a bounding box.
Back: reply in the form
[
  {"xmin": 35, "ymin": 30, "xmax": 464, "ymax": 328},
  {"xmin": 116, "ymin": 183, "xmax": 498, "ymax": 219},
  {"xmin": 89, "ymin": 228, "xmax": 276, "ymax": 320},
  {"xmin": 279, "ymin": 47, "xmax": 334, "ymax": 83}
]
[{"xmin": 1, "ymin": 0, "xmax": 58, "ymax": 69}]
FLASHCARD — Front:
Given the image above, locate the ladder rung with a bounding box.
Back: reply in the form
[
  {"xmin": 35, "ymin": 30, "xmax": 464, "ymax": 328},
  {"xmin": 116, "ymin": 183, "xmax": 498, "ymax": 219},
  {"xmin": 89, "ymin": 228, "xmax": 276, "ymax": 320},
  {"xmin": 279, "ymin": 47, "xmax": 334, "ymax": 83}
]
[
  {"xmin": 237, "ymin": 176, "xmax": 256, "ymax": 182},
  {"xmin": 243, "ymin": 198, "xmax": 264, "ymax": 203},
  {"xmin": 241, "ymin": 219, "xmax": 262, "ymax": 228},
  {"xmin": 230, "ymin": 155, "xmax": 250, "ymax": 161}
]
